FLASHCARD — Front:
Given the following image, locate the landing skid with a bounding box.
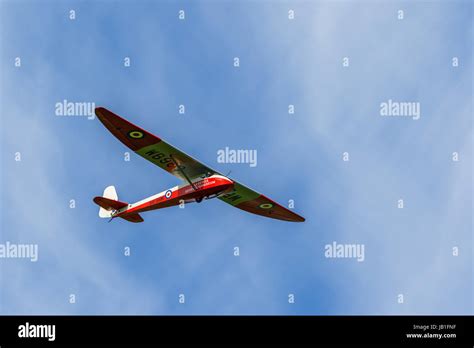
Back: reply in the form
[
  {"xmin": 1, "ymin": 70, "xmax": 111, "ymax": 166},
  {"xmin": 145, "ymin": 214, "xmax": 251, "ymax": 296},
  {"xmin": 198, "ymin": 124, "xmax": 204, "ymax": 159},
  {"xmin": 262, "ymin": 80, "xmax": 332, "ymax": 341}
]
[{"xmin": 195, "ymin": 191, "xmax": 226, "ymax": 203}]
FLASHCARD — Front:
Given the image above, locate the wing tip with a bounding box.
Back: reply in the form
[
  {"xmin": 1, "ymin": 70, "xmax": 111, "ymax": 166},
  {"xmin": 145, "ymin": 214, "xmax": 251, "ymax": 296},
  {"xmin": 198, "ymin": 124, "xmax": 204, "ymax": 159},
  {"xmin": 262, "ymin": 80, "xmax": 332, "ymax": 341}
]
[
  {"xmin": 95, "ymin": 106, "xmax": 106, "ymax": 112},
  {"xmin": 94, "ymin": 106, "xmax": 111, "ymax": 122},
  {"xmin": 294, "ymin": 215, "xmax": 305, "ymax": 222},
  {"xmin": 281, "ymin": 213, "xmax": 305, "ymax": 222}
]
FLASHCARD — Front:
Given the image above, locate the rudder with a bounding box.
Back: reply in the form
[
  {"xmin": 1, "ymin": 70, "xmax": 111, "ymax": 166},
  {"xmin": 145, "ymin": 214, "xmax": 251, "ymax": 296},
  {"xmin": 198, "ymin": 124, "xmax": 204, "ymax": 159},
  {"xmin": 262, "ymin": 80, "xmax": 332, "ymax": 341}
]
[{"xmin": 93, "ymin": 186, "xmax": 128, "ymax": 218}]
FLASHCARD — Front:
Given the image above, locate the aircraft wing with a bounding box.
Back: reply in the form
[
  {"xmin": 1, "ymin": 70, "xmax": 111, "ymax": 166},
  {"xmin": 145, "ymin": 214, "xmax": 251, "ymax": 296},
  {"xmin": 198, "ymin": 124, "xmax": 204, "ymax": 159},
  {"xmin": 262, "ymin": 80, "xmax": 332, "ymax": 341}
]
[
  {"xmin": 218, "ymin": 182, "xmax": 305, "ymax": 222},
  {"xmin": 95, "ymin": 107, "xmax": 217, "ymax": 181},
  {"xmin": 95, "ymin": 107, "xmax": 305, "ymax": 222}
]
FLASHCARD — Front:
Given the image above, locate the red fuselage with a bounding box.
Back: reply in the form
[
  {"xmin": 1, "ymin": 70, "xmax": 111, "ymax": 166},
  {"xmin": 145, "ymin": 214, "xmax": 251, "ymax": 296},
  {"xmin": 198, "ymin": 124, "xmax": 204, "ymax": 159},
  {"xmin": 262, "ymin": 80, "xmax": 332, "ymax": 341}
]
[{"xmin": 114, "ymin": 174, "xmax": 234, "ymax": 218}]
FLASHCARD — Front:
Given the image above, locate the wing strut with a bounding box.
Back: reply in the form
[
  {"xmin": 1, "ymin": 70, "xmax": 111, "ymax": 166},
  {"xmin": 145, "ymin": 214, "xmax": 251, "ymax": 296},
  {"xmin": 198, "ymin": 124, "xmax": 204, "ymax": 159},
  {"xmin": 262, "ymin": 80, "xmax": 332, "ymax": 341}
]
[{"xmin": 170, "ymin": 154, "xmax": 198, "ymax": 191}]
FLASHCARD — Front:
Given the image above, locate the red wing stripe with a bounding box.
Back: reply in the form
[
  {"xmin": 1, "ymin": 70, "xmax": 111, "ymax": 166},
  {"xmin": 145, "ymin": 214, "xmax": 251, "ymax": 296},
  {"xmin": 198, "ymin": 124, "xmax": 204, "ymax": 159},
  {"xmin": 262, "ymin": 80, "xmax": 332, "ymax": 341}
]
[
  {"xmin": 235, "ymin": 194, "xmax": 305, "ymax": 222},
  {"xmin": 95, "ymin": 107, "xmax": 161, "ymax": 151}
]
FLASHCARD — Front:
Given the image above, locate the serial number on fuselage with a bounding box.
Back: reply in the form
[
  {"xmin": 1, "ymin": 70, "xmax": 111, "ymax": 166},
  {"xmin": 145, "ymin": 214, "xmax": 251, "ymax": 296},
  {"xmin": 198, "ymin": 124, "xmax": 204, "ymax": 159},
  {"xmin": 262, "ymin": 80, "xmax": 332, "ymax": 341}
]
[{"xmin": 183, "ymin": 179, "xmax": 216, "ymax": 194}]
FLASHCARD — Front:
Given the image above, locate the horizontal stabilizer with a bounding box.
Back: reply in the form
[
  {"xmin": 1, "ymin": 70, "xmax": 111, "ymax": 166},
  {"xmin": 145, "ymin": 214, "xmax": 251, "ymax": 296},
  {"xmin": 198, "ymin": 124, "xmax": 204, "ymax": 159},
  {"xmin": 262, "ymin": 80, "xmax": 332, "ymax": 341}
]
[
  {"xmin": 120, "ymin": 213, "xmax": 144, "ymax": 223},
  {"xmin": 93, "ymin": 196, "xmax": 128, "ymax": 210}
]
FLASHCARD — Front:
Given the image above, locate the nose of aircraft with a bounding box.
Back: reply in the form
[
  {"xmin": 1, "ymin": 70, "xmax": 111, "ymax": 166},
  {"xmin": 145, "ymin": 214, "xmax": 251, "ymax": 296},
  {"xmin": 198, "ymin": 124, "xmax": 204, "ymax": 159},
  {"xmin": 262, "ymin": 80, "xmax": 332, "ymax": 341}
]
[{"xmin": 216, "ymin": 175, "xmax": 234, "ymax": 191}]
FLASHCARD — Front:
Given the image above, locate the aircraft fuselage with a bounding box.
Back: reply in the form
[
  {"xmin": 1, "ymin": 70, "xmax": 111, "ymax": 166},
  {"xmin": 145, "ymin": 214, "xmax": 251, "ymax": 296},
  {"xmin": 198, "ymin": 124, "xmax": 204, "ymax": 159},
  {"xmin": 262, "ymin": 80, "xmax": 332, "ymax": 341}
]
[{"xmin": 113, "ymin": 174, "xmax": 233, "ymax": 218}]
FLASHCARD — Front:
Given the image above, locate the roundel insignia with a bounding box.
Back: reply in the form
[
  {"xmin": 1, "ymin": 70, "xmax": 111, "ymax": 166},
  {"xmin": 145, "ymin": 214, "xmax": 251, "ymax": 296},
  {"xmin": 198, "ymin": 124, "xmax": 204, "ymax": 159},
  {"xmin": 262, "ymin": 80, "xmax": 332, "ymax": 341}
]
[
  {"xmin": 128, "ymin": 130, "xmax": 145, "ymax": 139},
  {"xmin": 259, "ymin": 203, "xmax": 273, "ymax": 209},
  {"xmin": 165, "ymin": 190, "xmax": 172, "ymax": 199}
]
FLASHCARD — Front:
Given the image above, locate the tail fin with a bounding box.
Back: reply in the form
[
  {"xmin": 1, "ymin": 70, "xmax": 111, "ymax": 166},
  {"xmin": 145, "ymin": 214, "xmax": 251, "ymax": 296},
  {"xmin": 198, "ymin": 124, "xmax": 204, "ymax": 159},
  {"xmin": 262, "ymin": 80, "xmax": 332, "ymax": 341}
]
[
  {"xmin": 93, "ymin": 185, "xmax": 127, "ymax": 218},
  {"xmin": 93, "ymin": 186, "xmax": 144, "ymax": 223},
  {"xmin": 103, "ymin": 185, "xmax": 118, "ymax": 201}
]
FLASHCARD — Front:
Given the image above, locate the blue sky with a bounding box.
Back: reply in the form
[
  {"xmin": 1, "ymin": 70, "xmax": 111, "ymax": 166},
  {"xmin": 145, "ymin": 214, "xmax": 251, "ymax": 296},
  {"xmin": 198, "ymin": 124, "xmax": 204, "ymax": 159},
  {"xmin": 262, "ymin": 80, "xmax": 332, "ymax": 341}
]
[{"xmin": 0, "ymin": 0, "xmax": 472, "ymax": 314}]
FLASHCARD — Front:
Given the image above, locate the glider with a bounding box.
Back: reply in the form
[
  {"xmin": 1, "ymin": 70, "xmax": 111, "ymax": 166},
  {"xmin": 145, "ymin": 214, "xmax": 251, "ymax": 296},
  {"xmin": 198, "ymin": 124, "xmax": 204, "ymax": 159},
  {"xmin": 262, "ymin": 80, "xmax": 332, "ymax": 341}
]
[{"xmin": 93, "ymin": 107, "xmax": 305, "ymax": 223}]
